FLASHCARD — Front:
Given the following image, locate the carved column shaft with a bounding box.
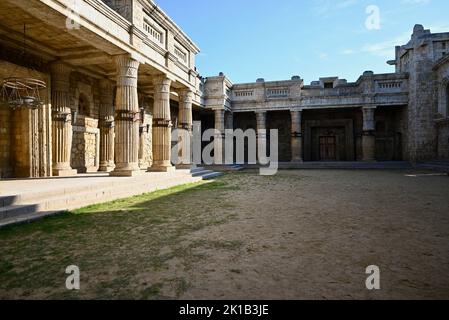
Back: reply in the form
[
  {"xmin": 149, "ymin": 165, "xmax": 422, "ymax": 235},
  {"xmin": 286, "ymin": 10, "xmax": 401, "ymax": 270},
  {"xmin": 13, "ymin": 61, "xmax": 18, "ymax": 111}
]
[
  {"xmin": 111, "ymin": 55, "xmax": 140, "ymax": 176},
  {"xmin": 291, "ymin": 110, "xmax": 303, "ymax": 162},
  {"xmin": 151, "ymin": 76, "xmax": 174, "ymax": 172},
  {"xmin": 256, "ymin": 111, "xmax": 267, "ymax": 160},
  {"xmin": 214, "ymin": 109, "xmax": 225, "ymax": 164},
  {"xmin": 51, "ymin": 62, "xmax": 77, "ymax": 176},
  {"xmin": 362, "ymin": 106, "xmax": 377, "ymax": 161},
  {"xmin": 99, "ymin": 79, "xmax": 115, "ymax": 172},
  {"xmin": 177, "ymin": 89, "xmax": 194, "ymax": 167}
]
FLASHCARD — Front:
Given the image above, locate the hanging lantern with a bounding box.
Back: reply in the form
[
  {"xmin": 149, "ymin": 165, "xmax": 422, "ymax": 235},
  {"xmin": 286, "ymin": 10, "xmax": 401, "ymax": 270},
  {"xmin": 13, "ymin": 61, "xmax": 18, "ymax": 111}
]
[
  {"xmin": 0, "ymin": 24, "xmax": 47, "ymax": 110},
  {"xmin": 1, "ymin": 77, "xmax": 46, "ymax": 110}
]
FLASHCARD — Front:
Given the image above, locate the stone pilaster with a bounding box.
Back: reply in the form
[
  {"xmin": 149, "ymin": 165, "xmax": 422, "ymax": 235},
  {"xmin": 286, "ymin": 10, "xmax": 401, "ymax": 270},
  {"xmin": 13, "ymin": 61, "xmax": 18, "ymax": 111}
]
[
  {"xmin": 138, "ymin": 108, "xmax": 149, "ymax": 170},
  {"xmin": 256, "ymin": 111, "xmax": 267, "ymax": 161},
  {"xmin": 214, "ymin": 109, "xmax": 225, "ymax": 164},
  {"xmin": 362, "ymin": 106, "xmax": 377, "ymax": 162},
  {"xmin": 291, "ymin": 110, "xmax": 303, "ymax": 162},
  {"xmin": 51, "ymin": 62, "xmax": 77, "ymax": 176},
  {"xmin": 176, "ymin": 89, "xmax": 194, "ymax": 168},
  {"xmin": 150, "ymin": 75, "xmax": 174, "ymax": 172},
  {"xmin": 110, "ymin": 55, "xmax": 141, "ymax": 176},
  {"xmin": 99, "ymin": 79, "xmax": 115, "ymax": 172},
  {"xmin": 225, "ymin": 111, "xmax": 234, "ymax": 130}
]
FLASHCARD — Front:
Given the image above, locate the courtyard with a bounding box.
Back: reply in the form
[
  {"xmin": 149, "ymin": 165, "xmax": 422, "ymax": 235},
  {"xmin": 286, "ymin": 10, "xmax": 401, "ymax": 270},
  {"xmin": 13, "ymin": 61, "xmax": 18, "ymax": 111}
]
[{"xmin": 0, "ymin": 169, "xmax": 449, "ymax": 300}]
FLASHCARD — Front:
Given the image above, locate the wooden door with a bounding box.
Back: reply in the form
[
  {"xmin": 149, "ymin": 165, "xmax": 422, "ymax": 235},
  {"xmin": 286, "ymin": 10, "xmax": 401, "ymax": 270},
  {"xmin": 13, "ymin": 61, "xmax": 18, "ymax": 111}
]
[{"xmin": 319, "ymin": 136, "xmax": 337, "ymax": 161}]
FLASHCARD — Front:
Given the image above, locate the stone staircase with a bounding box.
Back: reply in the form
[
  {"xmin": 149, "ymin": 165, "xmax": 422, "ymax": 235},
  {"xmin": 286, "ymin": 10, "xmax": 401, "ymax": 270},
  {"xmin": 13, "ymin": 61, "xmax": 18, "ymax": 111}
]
[{"xmin": 0, "ymin": 168, "xmax": 224, "ymax": 228}]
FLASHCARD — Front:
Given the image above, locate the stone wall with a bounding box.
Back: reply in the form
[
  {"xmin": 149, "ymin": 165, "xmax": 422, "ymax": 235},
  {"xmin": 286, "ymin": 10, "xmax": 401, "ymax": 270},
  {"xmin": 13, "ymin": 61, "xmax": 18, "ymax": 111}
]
[
  {"xmin": 70, "ymin": 75, "xmax": 101, "ymax": 173},
  {"xmin": 0, "ymin": 107, "xmax": 11, "ymax": 178},
  {"xmin": 139, "ymin": 112, "xmax": 153, "ymax": 169},
  {"xmin": 0, "ymin": 60, "xmax": 51, "ymax": 178},
  {"xmin": 267, "ymin": 111, "xmax": 291, "ymax": 162},
  {"xmin": 71, "ymin": 117, "xmax": 100, "ymax": 173},
  {"xmin": 436, "ymin": 120, "xmax": 449, "ymax": 159}
]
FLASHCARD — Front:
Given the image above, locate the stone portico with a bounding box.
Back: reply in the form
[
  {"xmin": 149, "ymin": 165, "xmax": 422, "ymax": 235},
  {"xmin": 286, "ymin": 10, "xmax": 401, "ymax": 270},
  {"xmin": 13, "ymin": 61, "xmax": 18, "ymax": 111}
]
[{"xmin": 0, "ymin": 0, "xmax": 202, "ymax": 179}]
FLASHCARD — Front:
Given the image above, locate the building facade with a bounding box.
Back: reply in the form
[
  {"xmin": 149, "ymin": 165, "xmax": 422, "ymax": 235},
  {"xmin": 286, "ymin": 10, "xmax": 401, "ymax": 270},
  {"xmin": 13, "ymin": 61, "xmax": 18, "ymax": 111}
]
[
  {"xmin": 0, "ymin": 1, "xmax": 448, "ymax": 180},
  {"xmin": 202, "ymin": 25, "xmax": 449, "ymax": 164},
  {"xmin": 0, "ymin": 0, "xmax": 203, "ymax": 178}
]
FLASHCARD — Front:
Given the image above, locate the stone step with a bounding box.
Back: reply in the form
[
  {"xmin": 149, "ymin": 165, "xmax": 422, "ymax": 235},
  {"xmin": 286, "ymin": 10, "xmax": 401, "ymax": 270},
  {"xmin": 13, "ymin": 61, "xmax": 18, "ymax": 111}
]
[
  {"xmin": 416, "ymin": 163, "xmax": 449, "ymax": 172},
  {"xmin": 203, "ymin": 165, "xmax": 245, "ymax": 172},
  {"xmin": 201, "ymin": 172, "xmax": 224, "ymax": 180},
  {"xmin": 0, "ymin": 195, "xmax": 18, "ymax": 208},
  {"xmin": 0, "ymin": 173, "xmax": 203, "ymax": 227},
  {"xmin": 190, "ymin": 167, "xmax": 206, "ymax": 174},
  {"xmin": 0, "ymin": 210, "xmax": 63, "ymax": 229},
  {"xmin": 191, "ymin": 170, "xmax": 214, "ymax": 177},
  {"xmin": 2, "ymin": 172, "xmax": 191, "ymax": 206},
  {"xmin": 0, "ymin": 204, "xmax": 40, "ymax": 220}
]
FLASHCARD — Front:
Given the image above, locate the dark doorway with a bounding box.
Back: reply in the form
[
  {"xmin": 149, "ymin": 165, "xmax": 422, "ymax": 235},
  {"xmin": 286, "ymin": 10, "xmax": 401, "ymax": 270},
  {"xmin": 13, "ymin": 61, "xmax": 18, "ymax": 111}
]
[{"xmin": 319, "ymin": 136, "xmax": 337, "ymax": 161}]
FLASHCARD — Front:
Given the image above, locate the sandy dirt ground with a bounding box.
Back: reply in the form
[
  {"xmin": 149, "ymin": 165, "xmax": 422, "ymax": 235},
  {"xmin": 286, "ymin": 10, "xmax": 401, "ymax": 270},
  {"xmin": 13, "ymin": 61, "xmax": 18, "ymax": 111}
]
[
  {"xmin": 177, "ymin": 170, "xmax": 449, "ymax": 300},
  {"xmin": 1, "ymin": 169, "xmax": 449, "ymax": 299}
]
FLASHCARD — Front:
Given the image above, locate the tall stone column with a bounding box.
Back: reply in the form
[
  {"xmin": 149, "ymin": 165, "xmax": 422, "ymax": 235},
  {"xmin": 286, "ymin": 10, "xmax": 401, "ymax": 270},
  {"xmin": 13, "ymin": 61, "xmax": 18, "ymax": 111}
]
[
  {"xmin": 99, "ymin": 79, "xmax": 115, "ymax": 172},
  {"xmin": 110, "ymin": 55, "xmax": 141, "ymax": 176},
  {"xmin": 291, "ymin": 110, "xmax": 303, "ymax": 162},
  {"xmin": 225, "ymin": 111, "xmax": 234, "ymax": 130},
  {"xmin": 214, "ymin": 109, "xmax": 225, "ymax": 164},
  {"xmin": 150, "ymin": 75, "xmax": 174, "ymax": 172},
  {"xmin": 362, "ymin": 106, "xmax": 377, "ymax": 161},
  {"xmin": 256, "ymin": 111, "xmax": 267, "ymax": 162},
  {"xmin": 176, "ymin": 89, "xmax": 194, "ymax": 168},
  {"xmin": 51, "ymin": 62, "xmax": 77, "ymax": 176}
]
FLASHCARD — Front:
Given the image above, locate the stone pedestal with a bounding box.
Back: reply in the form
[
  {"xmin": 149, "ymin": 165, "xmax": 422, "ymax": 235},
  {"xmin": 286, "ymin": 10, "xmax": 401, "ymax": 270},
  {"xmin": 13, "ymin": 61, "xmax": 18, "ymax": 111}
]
[
  {"xmin": 110, "ymin": 55, "xmax": 141, "ymax": 177},
  {"xmin": 51, "ymin": 62, "xmax": 77, "ymax": 176},
  {"xmin": 362, "ymin": 106, "xmax": 377, "ymax": 162},
  {"xmin": 290, "ymin": 110, "xmax": 303, "ymax": 162},
  {"xmin": 99, "ymin": 79, "xmax": 115, "ymax": 172},
  {"xmin": 150, "ymin": 75, "xmax": 174, "ymax": 172},
  {"xmin": 214, "ymin": 109, "xmax": 225, "ymax": 165}
]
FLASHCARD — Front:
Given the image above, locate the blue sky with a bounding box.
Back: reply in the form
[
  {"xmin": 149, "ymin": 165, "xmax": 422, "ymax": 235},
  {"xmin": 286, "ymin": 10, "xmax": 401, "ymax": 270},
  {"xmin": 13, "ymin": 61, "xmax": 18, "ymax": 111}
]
[{"xmin": 157, "ymin": 0, "xmax": 449, "ymax": 84}]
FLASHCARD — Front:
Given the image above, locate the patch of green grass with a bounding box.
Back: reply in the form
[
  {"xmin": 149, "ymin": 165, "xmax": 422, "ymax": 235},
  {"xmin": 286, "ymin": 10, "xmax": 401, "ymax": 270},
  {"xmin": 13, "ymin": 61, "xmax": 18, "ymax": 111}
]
[{"xmin": 0, "ymin": 175, "xmax": 243, "ymax": 299}]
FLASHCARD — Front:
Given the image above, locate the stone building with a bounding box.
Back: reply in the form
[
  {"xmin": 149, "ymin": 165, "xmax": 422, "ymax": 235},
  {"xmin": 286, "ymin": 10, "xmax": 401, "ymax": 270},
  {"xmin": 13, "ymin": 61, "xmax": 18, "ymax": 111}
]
[
  {"xmin": 0, "ymin": 1, "xmax": 448, "ymax": 181},
  {"xmin": 0, "ymin": 0, "xmax": 202, "ymax": 178},
  {"xmin": 202, "ymin": 25, "xmax": 449, "ymax": 163}
]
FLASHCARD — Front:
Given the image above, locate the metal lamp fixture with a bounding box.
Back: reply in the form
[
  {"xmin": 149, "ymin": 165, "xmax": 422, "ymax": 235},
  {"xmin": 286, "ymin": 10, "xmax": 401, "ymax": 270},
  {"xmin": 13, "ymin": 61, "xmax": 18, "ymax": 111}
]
[{"xmin": 0, "ymin": 24, "xmax": 47, "ymax": 110}]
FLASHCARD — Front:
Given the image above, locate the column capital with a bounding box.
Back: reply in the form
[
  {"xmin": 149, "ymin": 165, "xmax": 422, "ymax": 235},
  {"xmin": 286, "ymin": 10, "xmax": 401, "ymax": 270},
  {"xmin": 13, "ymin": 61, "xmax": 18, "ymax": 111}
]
[
  {"xmin": 153, "ymin": 74, "xmax": 172, "ymax": 87},
  {"xmin": 114, "ymin": 54, "xmax": 140, "ymax": 70},
  {"xmin": 50, "ymin": 61, "xmax": 72, "ymax": 77},
  {"xmin": 178, "ymin": 88, "xmax": 194, "ymax": 103},
  {"xmin": 362, "ymin": 105, "xmax": 376, "ymax": 132},
  {"xmin": 99, "ymin": 78, "xmax": 114, "ymax": 92}
]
